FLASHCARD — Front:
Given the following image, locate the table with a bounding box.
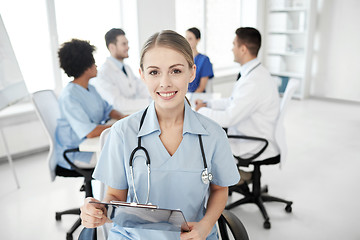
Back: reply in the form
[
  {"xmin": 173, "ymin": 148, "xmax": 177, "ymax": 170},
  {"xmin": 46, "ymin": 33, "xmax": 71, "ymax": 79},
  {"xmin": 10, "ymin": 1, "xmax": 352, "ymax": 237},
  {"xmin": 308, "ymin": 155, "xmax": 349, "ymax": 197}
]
[
  {"xmin": 79, "ymin": 136, "xmax": 101, "ymax": 153},
  {"xmin": 79, "ymin": 119, "xmax": 118, "ymax": 200},
  {"xmin": 79, "ymin": 118, "xmax": 117, "ymax": 156},
  {"xmin": 185, "ymin": 92, "xmax": 221, "ymax": 108},
  {"xmin": 79, "ymin": 136, "xmax": 105, "ymax": 200}
]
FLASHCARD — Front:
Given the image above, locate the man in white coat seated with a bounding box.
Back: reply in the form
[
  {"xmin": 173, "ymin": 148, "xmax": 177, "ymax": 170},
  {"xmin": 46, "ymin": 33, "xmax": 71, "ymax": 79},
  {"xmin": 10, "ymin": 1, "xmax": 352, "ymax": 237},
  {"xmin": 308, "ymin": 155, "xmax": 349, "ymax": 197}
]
[
  {"xmin": 195, "ymin": 27, "xmax": 280, "ymax": 186},
  {"xmin": 91, "ymin": 28, "xmax": 150, "ymax": 114}
]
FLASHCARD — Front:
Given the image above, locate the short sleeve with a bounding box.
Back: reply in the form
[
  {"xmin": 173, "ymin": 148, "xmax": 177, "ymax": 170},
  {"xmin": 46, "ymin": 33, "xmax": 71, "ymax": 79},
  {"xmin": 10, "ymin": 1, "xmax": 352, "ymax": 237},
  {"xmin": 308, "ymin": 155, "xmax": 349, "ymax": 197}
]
[
  {"xmin": 92, "ymin": 126, "xmax": 128, "ymax": 190},
  {"xmin": 90, "ymin": 85, "xmax": 113, "ymax": 121},
  {"xmin": 61, "ymin": 96, "xmax": 97, "ymax": 139},
  {"xmin": 102, "ymin": 98, "xmax": 113, "ymax": 120},
  {"xmin": 210, "ymin": 128, "xmax": 240, "ymax": 187},
  {"xmin": 199, "ymin": 56, "xmax": 214, "ymax": 79}
]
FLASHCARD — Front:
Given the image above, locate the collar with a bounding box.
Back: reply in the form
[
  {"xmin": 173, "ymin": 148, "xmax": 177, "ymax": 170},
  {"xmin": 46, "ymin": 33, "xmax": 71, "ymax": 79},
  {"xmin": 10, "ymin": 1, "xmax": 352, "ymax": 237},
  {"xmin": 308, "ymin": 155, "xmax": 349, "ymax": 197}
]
[
  {"xmin": 194, "ymin": 53, "xmax": 202, "ymax": 60},
  {"xmin": 109, "ymin": 56, "xmax": 125, "ymax": 70},
  {"xmin": 240, "ymin": 58, "xmax": 260, "ymax": 77},
  {"xmin": 137, "ymin": 100, "xmax": 209, "ymax": 137}
]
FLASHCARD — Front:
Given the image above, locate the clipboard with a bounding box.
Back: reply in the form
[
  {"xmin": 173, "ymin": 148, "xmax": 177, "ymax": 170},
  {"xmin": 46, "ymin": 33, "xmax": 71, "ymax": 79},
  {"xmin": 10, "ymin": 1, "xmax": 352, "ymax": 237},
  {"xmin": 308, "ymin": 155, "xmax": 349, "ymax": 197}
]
[{"xmin": 90, "ymin": 201, "xmax": 190, "ymax": 232}]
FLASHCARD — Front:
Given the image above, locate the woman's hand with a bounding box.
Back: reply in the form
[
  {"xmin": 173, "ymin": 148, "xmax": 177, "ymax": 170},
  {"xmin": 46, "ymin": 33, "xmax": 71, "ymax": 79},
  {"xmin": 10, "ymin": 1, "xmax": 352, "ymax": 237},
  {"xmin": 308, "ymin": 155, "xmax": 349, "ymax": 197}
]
[
  {"xmin": 180, "ymin": 184, "xmax": 228, "ymax": 239},
  {"xmin": 80, "ymin": 197, "xmax": 111, "ymax": 228},
  {"xmin": 180, "ymin": 221, "xmax": 213, "ymax": 240}
]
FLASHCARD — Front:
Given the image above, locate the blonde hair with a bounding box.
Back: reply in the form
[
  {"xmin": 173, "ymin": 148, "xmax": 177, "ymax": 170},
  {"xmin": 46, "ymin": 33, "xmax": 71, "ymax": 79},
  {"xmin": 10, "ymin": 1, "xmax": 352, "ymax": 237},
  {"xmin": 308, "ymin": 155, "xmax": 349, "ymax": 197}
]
[{"xmin": 140, "ymin": 30, "xmax": 194, "ymax": 70}]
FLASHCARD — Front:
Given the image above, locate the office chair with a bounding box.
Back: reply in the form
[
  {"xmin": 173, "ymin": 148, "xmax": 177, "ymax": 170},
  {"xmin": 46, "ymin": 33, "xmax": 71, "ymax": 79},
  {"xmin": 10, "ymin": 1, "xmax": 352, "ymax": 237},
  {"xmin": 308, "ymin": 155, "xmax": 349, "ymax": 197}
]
[
  {"xmin": 78, "ymin": 128, "xmax": 111, "ymax": 240},
  {"xmin": 218, "ymin": 210, "xmax": 249, "ymax": 240},
  {"xmin": 32, "ymin": 90, "xmax": 95, "ymax": 240},
  {"xmin": 226, "ymin": 79, "xmax": 299, "ymax": 229}
]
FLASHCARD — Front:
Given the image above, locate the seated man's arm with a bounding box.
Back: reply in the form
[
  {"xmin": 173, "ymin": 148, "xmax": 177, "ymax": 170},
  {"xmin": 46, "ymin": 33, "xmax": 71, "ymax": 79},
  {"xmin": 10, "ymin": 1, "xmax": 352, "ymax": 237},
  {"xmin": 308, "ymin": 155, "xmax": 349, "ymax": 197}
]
[{"xmin": 197, "ymin": 81, "xmax": 257, "ymax": 127}]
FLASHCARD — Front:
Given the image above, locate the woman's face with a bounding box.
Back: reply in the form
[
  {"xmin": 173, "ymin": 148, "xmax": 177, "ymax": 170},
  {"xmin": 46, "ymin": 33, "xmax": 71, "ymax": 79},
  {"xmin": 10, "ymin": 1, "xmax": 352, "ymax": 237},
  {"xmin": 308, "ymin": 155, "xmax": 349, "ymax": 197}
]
[
  {"xmin": 140, "ymin": 46, "xmax": 196, "ymax": 112},
  {"xmin": 85, "ymin": 63, "xmax": 97, "ymax": 79},
  {"xmin": 185, "ymin": 31, "xmax": 199, "ymax": 51}
]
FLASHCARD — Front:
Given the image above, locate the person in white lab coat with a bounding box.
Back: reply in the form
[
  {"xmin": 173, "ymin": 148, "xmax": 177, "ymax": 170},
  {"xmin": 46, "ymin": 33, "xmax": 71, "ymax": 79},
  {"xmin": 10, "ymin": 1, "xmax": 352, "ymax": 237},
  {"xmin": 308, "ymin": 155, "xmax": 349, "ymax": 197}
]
[
  {"xmin": 91, "ymin": 28, "xmax": 150, "ymax": 114},
  {"xmin": 195, "ymin": 27, "xmax": 280, "ymax": 184}
]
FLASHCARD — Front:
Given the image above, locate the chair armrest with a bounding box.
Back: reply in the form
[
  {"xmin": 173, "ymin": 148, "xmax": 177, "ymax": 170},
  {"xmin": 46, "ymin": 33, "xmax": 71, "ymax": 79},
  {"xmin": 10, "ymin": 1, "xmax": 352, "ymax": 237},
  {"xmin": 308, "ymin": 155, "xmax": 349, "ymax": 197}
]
[
  {"xmin": 227, "ymin": 134, "xmax": 268, "ymax": 164},
  {"xmin": 218, "ymin": 210, "xmax": 249, "ymax": 240},
  {"xmin": 63, "ymin": 148, "xmax": 94, "ymax": 180}
]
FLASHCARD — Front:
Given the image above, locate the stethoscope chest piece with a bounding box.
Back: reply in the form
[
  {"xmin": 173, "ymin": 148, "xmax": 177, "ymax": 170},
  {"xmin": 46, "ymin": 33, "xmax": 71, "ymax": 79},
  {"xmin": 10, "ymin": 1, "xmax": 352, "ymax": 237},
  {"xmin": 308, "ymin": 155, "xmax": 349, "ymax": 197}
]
[{"xmin": 201, "ymin": 169, "xmax": 213, "ymax": 184}]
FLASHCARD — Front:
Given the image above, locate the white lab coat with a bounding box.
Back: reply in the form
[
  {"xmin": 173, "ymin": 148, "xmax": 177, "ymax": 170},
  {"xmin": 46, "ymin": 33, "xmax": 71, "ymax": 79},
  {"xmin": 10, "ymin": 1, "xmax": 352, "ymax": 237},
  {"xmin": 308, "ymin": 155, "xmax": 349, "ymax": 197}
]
[
  {"xmin": 91, "ymin": 57, "xmax": 150, "ymax": 114},
  {"xmin": 198, "ymin": 58, "xmax": 280, "ymax": 161}
]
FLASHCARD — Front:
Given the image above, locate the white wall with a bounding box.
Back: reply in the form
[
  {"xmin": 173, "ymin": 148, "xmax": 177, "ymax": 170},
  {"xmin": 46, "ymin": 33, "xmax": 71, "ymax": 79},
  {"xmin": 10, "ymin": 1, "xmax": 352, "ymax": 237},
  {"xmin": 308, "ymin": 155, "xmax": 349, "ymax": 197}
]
[
  {"xmin": 136, "ymin": 0, "xmax": 176, "ymax": 48},
  {"xmin": 121, "ymin": 0, "xmax": 141, "ymax": 74},
  {"xmin": 0, "ymin": 120, "xmax": 48, "ymax": 162},
  {"xmin": 310, "ymin": 0, "xmax": 360, "ymax": 102}
]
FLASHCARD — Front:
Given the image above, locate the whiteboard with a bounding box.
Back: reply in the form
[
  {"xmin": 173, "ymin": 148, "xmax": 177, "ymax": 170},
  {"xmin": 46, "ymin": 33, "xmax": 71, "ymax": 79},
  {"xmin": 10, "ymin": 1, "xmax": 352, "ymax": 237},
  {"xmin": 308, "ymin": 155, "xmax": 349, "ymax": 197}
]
[{"xmin": 0, "ymin": 14, "xmax": 29, "ymax": 111}]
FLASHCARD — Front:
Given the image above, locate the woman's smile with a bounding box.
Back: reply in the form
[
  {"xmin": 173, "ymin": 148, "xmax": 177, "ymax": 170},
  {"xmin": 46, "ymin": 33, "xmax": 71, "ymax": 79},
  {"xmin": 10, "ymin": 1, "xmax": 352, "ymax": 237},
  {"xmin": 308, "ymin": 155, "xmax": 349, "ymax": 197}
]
[{"xmin": 157, "ymin": 91, "xmax": 178, "ymax": 99}]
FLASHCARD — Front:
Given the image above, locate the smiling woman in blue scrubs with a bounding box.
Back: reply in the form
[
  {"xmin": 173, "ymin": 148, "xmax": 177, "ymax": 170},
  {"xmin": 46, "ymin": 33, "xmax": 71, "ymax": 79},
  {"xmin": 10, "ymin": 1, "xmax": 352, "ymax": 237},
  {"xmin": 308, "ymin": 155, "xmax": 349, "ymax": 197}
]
[{"xmin": 80, "ymin": 30, "xmax": 240, "ymax": 240}]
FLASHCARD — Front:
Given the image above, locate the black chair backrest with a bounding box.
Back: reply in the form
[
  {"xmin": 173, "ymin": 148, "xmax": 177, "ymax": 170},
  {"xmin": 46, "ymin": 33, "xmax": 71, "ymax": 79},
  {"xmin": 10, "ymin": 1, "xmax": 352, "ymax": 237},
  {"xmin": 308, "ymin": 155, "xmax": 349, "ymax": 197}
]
[{"xmin": 218, "ymin": 210, "xmax": 249, "ymax": 240}]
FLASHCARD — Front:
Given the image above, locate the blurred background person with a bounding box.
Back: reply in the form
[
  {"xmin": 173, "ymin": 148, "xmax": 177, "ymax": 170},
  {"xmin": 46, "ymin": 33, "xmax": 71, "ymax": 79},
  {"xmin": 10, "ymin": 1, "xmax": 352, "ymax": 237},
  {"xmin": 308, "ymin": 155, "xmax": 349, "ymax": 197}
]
[
  {"xmin": 185, "ymin": 27, "xmax": 214, "ymax": 93},
  {"xmin": 91, "ymin": 28, "xmax": 150, "ymax": 115},
  {"xmin": 195, "ymin": 27, "xmax": 280, "ymax": 186},
  {"xmin": 56, "ymin": 39, "xmax": 126, "ymax": 169}
]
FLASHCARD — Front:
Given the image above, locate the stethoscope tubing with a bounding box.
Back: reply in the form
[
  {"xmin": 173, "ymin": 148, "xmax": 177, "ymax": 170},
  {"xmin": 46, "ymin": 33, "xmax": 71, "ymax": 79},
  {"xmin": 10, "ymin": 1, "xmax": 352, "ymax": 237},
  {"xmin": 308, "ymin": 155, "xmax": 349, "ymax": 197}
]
[
  {"xmin": 129, "ymin": 106, "xmax": 212, "ymax": 205},
  {"xmin": 129, "ymin": 146, "xmax": 151, "ymax": 204}
]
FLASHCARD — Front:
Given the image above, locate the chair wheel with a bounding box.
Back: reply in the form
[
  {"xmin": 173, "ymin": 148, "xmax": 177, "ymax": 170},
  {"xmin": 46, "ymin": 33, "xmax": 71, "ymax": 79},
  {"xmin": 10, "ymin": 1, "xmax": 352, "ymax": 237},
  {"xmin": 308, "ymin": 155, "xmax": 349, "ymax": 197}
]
[
  {"xmin": 66, "ymin": 233, "xmax": 73, "ymax": 240},
  {"xmin": 263, "ymin": 220, "xmax": 271, "ymax": 229},
  {"xmin": 285, "ymin": 204, "xmax": 292, "ymax": 213},
  {"xmin": 55, "ymin": 212, "xmax": 61, "ymax": 221}
]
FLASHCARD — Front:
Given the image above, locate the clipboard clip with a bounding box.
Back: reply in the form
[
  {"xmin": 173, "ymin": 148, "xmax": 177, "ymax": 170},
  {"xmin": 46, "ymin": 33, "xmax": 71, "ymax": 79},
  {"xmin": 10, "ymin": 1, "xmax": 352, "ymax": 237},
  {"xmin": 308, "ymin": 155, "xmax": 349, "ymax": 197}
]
[{"xmin": 110, "ymin": 200, "xmax": 159, "ymax": 209}]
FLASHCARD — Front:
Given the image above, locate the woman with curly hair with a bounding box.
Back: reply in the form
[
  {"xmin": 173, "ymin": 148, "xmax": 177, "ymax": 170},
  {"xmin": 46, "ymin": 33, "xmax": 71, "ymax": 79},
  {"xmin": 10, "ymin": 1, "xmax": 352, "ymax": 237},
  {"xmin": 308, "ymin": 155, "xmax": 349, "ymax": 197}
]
[{"xmin": 55, "ymin": 39, "xmax": 126, "ymax": 170}]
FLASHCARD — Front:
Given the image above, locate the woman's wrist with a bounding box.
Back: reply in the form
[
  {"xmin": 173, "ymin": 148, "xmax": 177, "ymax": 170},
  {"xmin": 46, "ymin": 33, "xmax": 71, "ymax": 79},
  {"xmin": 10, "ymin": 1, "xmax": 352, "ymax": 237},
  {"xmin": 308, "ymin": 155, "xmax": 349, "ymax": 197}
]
[{"xmin": 198, "ymin": 218, "xmax": 215, "ymax": 237}]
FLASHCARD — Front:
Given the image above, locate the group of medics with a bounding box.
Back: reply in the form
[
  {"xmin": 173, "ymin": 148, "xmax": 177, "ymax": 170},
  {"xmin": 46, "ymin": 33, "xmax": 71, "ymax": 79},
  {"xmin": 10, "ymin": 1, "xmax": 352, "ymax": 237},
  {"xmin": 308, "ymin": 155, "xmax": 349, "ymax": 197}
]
[{"xmin": 54, "ymin": 26, "xmax": 280, "ymax": 239}]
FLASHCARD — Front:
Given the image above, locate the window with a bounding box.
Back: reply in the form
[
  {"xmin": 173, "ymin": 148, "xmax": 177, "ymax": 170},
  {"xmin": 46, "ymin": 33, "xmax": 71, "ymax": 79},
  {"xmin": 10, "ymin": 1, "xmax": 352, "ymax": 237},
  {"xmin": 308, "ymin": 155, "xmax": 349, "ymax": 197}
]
[
  {"xmin": 175, "ymin": 0, "xmax": 257, "ymax": 74},
  {"xmin": 0, "ymin": 0, "xmax": 132, "ymax": 93},
  {"xmin": 205, "ymin": 0, "xmax": 242, "ymax": 70},
  {"xmin": 1, "ymin": 0, "xmax": 257, "ymax": 93},
  {"xmin": 54, "ymin": 0, "xmax": 122, "ymax": 87},
  {"xmin": 0, "ymin": 0, "xmax": 54, "ymax": 93},
  {"xmin": 175, "ymin": 0, "xmax": 205, "ymax": 53}
]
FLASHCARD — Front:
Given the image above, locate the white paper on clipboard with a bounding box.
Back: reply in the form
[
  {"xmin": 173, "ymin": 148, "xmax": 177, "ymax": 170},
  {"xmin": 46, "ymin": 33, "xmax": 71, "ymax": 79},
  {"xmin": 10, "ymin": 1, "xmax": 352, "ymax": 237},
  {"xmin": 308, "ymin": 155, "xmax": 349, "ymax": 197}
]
[{"xmin": 90, "ymin": 201, "xmax": 190, "ymax": 232}]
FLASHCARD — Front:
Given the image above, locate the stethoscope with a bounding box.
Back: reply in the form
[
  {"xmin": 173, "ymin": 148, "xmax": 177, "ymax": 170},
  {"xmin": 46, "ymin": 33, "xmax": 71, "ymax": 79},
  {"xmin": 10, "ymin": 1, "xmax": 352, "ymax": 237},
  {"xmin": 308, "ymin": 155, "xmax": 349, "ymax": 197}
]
[{"xmin": 128, "ymin": 107, "xmax": 213, "ymax": 204}]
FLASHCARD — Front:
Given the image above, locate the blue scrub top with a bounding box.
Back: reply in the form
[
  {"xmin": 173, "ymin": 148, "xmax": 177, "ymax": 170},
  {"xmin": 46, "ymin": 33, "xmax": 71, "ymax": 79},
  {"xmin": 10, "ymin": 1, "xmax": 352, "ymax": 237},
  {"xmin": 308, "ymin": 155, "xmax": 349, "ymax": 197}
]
[
  {"xmin": 188, "ymin": 53, "xmax": 214, "ymax": 92},
  {"xmin": 93, "ymin": 100, "xmax": 240, "ymax": 240},
  {"xmin": 55, "ymin": 83, "xmax": 113, "ymax": 169}
]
